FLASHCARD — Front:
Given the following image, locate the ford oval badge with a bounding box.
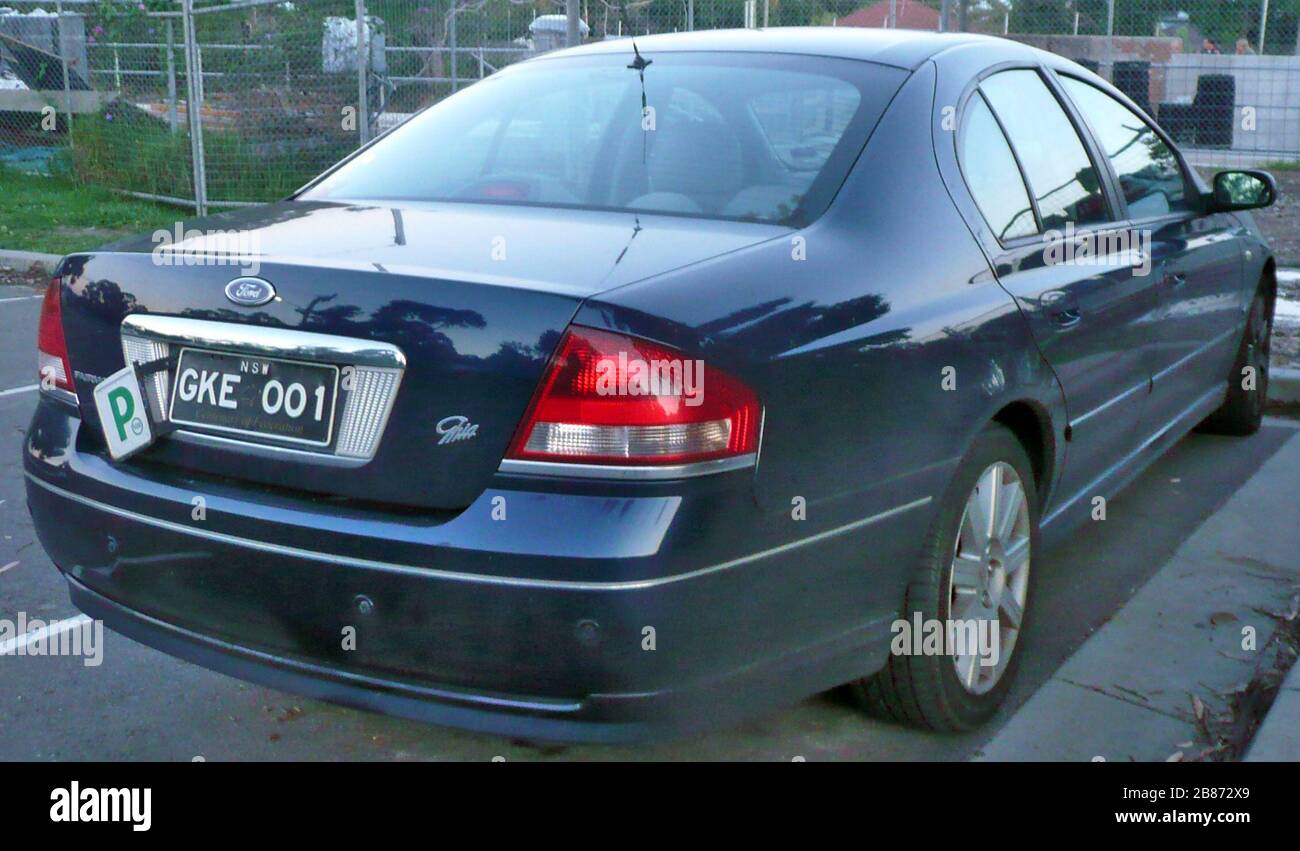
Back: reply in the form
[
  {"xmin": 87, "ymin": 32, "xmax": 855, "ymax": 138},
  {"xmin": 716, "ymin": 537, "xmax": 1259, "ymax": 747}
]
[{"xmin": 225, "ymin": 277, "xmax": 276, "ymax": 307}]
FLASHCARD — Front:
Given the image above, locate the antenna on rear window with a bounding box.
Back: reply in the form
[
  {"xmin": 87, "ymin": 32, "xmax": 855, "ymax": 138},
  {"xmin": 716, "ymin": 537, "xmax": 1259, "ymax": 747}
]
[
  {"xmin": 616, "ymin": 5, "xmax": 653, "ymax": 164},
  {"xmin": 627, "ymin": 40, "xmax": 652, "ymax": 72}
]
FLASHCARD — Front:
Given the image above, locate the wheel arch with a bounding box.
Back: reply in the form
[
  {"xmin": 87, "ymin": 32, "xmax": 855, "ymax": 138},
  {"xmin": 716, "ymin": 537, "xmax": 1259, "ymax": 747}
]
[
  {"xmin": 991, "ymin": 399, "xmax": 1055, "ymax": 507},
  {"xmin": 1261, "ymin": 256, "xmax": 1278, "ymax": 319}
]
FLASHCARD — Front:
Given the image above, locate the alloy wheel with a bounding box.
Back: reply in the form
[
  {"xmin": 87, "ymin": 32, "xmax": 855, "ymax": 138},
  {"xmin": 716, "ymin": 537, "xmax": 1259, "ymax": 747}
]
[{"xmin": 947, "ymin": 461, "xmax": 1031, "ymax": 695}]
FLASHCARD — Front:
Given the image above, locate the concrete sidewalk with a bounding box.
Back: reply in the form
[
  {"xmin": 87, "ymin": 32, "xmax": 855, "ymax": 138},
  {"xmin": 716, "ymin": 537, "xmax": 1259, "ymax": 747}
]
[{"xmin": 978, "ymin": 424, "xmax": 1300, "ymax": 761}]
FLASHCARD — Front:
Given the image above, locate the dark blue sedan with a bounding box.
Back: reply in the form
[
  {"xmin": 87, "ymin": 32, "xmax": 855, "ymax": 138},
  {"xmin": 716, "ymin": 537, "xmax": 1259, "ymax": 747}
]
[{"xmin": 25, "ymin": 28, "xmax": 1277, "ymax": 741}]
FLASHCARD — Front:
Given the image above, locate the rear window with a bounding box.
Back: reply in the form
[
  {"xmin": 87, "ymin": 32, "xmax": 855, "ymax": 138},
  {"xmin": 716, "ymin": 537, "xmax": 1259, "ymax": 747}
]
[{"xmin": 301, "ymin": 51, "xmax": 906, "ymax": 225}]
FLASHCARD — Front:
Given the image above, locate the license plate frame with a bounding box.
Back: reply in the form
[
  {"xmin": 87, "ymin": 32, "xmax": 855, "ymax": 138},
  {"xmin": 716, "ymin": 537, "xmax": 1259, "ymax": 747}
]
[{"xmin": 167, "ymin": 347, "xmax": 340, "ymax": 448}]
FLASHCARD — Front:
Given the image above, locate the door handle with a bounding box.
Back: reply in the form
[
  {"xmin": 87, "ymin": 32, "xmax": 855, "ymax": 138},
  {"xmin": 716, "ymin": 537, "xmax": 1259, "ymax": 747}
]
[
  {"xmin": 1053, "ymin": 307, "xmax": 1082, "ymax": 327},
  {"xmin": 1041, "ymin": 290, "xmax": 1081, "ymax": 328},
  {"xmin": 1163, "ymin": 272, "xmax": 1187, "ymax": 288}
]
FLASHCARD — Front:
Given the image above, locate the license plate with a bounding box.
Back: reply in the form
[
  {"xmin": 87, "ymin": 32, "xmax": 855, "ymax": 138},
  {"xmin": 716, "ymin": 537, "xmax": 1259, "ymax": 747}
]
[
  {"xmin": 93, "ymin": 366, "xmax": 155, "ymax": 460},
  {"xmin": 168, "ymin": 348, "xmax": 339, "ymax": 447}
]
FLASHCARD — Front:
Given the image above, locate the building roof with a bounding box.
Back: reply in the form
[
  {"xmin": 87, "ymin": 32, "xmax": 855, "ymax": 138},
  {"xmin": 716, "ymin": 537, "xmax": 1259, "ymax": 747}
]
[
  {"xmin": 838, "ymin": 1, "xmax": 942, "ymax": 32},
  {"xmin": 548, "ymin": 27, "xmax": 992, "ymax": 71}
]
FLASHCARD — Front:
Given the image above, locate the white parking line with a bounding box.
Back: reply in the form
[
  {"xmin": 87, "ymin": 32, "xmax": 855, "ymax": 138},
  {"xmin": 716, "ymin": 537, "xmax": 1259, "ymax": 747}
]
[
  {"xmin": 0, "ymin": 614, "xmax": 91, "ymax": 657},
  {"xmin": 0, "ymin": 294, "xmax": 42, "ymax": 304},
  {"xmin": 0, "ymin": 561, "xmax": 17, "ymax": 575},
  {"xmin": 0, "ymin": 384, "xmax": 38, "ymax": 398}
]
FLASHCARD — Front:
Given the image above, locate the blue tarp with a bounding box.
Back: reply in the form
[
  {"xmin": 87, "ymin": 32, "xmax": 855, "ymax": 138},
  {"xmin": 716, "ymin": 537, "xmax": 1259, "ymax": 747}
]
[{"xmin": 0, "ymin": 145, "xmax": 58, "ymax": 174}]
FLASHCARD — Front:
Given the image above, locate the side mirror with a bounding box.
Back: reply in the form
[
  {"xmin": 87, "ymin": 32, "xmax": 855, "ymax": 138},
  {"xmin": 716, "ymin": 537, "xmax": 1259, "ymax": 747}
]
[{"xmin": 1208, "ymin": 170, "xmax": 1277, "ymax": 211}]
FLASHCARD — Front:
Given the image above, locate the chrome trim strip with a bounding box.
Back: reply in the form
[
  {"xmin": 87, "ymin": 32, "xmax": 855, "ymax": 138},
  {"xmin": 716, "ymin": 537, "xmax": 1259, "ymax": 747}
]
[
  {"xmin": 1151, "ymin": 327, "xmax": 1237, "ymax": 384},
  {"xmin": 1069, "ymin": 327, "xmax": 1238, "ymax": 429},
  {"xmin": 39, "ymin": 386, "xmax": 79, "ymax": 408},
  {"xmin": 25, "ymin": 472, "xmax": 930, "ymax": 591},
  {"xmin": 1043, "ymin": 385, "xmax": 1224, "ymax": 528},
  {"xmin": 120, "ymin": 315, "xmax": 407, "ymax": 370},
  {"xmin": 167, "ymin": 428, "xmax": 371, "ymax": 468},
  {"xmin": 1071, "ymin": 379, "xmax": 1147, "ymax": 428},
  {"xmin": 497, "ymin": 453, "xmax": 758, "ymax": 480}
]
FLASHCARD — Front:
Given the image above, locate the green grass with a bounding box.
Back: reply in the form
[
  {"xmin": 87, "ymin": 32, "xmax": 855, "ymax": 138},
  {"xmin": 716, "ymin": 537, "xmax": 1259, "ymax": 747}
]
[
  {"xmin": 63, "ymin": 110, "xmax": 349, "ymax": 204},
  {"xmin": 0, "ymin": 165, "xmax": 185, "ymax": 257},
  {"xmin": 1261, "ymin": 160, "xmax": 1300, "ymax": 172}
]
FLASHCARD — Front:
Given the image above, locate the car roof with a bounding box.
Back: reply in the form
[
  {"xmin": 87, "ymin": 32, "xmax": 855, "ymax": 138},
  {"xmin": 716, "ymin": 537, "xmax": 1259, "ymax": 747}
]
[{"xmin": 539, "ymin": 26, "xmax": 1012, "ymax": 71}]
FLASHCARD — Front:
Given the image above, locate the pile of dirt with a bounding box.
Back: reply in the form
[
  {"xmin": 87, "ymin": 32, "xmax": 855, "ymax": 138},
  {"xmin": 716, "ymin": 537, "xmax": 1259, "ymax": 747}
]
[
  {"xmin": 1197, "ymin": 167, "xmax": 1300, "ymax": 267},
  {"xmin": 0, "ymin": 262, "xmax": 47, "ymax": 287},
  {"xmin": 1255, "ymin": 170, "xmax": 1300, "ymax": 267}
]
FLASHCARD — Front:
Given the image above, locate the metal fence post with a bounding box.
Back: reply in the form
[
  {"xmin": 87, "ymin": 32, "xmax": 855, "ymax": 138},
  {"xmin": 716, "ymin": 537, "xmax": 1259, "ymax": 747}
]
[
  {"xmin": 356, "ymin": 0, "xmax": 370, "ymax": 144},
  {"xmin": 55, "ymin": 0, "xmax": 72, "ymax": 147},
  {"xmin": 181, "ymin": 0, "xmax": 208, "ymax": 215},
  {"xmin": 166, "ymin": 19, "xmax": 178, "ymax": 134},
  {"xmin": 449, "ymin": 2, "xmax": 458, "ymax": 94},
  {"xmin": 1105, "ymin": 0, "xmax": 1115, "ymax": 79}
]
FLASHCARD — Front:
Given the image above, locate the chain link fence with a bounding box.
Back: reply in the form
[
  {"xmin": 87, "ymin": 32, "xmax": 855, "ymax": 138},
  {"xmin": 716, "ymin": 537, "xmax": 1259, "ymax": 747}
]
[{"xmin": 3, "ymin": 0, "xmax": 1298, "ymax": 213}]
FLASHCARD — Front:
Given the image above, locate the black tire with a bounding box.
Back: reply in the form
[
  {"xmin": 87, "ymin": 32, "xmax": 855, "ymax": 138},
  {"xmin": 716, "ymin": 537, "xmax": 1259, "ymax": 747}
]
[
  {"xmin": 850, "ymin": 423, "xmax": 1040, "ymax": 731},
  {"xmin": 1200, "ymin": 290, "xmax": 1272, "ymax": 436}
]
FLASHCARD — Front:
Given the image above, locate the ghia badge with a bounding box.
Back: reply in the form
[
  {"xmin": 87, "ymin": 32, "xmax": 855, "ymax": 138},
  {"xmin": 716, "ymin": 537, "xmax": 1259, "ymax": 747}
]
[
  {"xmin": 436, "ymin": 415, "xmax": 479, "ymax": 445},
  {"xmin": 224, "ymin": 277, "xmax": 276, "ymax": 307}
]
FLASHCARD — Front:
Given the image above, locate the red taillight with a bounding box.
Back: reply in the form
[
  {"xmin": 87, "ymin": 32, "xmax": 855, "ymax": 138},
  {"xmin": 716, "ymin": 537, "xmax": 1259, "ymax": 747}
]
[
  {"xmin": 506, "ymin": 326, "xmax": 760, "ymax": 466},
  {"xmin": 37, "ymin": 278, "xmax": 75, "ymax": 393}
]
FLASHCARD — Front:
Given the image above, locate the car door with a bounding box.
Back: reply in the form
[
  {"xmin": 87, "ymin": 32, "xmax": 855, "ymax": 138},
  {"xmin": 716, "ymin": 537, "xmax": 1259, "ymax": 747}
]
[
  {"xmin": 962, "ymin": 68, "xmax": 1159, "ymax": 516},
  {"xmin": 1055, "ymin": 75, "xmax": 1245, "ymax": 429}
]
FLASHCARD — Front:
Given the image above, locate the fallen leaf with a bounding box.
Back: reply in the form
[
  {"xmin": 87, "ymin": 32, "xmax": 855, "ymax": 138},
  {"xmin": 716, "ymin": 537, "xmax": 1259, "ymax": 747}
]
[{"xmin": 1209, "ymin": 611, "xmax": 1238, "ymax": 626}]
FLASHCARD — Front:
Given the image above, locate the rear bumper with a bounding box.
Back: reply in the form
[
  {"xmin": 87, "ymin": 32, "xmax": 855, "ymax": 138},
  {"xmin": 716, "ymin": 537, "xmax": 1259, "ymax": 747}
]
[{"xmin": 24, "ymin": 397, "xmax": 933, "ymax": 741}]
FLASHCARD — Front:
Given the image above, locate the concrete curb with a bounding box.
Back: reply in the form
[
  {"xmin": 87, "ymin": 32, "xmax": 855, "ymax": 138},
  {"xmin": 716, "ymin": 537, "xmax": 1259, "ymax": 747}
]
[
  {"xmin": 1271, "ymin": 367, "xmax": 1300, "ymax": 405},
  {"xmin": 0, "ymin": 249, "xmax": 61, "ymax": 275},
  {"xmin": 1244, "ymin": 660, "xmax": 1300, "ymax": 761}
]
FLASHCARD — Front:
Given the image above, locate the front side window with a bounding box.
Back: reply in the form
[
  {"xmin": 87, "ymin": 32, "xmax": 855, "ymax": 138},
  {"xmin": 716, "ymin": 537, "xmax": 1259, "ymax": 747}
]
[
  {"xmin": 959, "ymin": 93, "xmax": 1038, "ymax": 241},
  {"xmin": 979, "ymin": 70, "xmax": 1109, "ymax": 230},
  {"xmin": 302, "ymin": 52, "xmax": 906, "ymax": 225},
  {"xmin": 1060, "ymin": 77, "xmax": 1192, "ymax": 219}
]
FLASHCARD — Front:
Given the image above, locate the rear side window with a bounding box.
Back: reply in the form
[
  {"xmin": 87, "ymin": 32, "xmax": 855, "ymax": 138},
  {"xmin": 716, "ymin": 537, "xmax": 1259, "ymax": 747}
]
[
  {"xmin": 980, "ymin": 70, "xmax": 1109, "ymax": 230},
  {"xmin": 959, "ymin": 94, "xmax": 1038, "ymax": 241},
  {"xmin": 1060, "ymin": 77, "xmax": 1192, "ymax": 219}
]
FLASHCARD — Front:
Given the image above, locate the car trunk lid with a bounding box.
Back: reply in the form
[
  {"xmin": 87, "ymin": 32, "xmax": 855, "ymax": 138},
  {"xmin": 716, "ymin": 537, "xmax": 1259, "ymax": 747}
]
[{"xmin": 58, "ymin": 201, "xmax": 784, "ymax": 509}]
